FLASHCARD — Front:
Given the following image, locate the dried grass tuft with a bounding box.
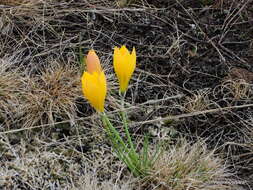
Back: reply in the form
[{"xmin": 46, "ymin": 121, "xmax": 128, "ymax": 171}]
[
  {"xmin": 19, "ymin": 63, "xmax": 82, "ymax": 127},
  {"xmin": 0, "ymin": 59, "xmax": 24, "ymax": 127},
  {"xmin": 183, "ymin": 90, "xmax": 212, "ymax": 113},
  {"xmin": 140, "ymin": 140, "xmax": 242, "ymax": 190},
  {"xmin": 221, "ymin": 79, "xmax": 252, "ymax": 101}
]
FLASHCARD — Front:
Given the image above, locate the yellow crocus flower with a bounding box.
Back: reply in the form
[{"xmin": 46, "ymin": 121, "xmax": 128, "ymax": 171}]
[
  {"xmin": 86, "ymin": 50, "xmax": 102, "ymax": 73},
  {"xmin": 81, "ymin": 50, "xmax": 107, "ymax": 112},
  {"xmin": 113, "ymin": 45, "xmax": 136, "ymax": 93}
]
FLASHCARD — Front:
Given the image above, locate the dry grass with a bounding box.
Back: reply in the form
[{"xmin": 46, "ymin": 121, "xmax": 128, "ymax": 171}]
[
  {"xmin": 0, "ymin": 0, "xmax": 29, "ymax": 6},
  {"xmin": 221, "ymin": 79, "xmax": 252, "ymax": 101},
  {"xmin": 0, "ymin": 133, "xmax": 134, "ymax": 190},
  {"xmin": 183, "ymin": 90, "xmax": 213, "ymax": 113},
  {"xmin": 19, "ymin": 63, "xmax": 82, "ymax": 127},
  {"xmin": 138, "ymin": 140, "xmax": 242, "ymax": 190},
  {"xmin": 0, "ymin": 0, "xmax": 252, "ymax": 189},
  {"xmin": 0, "ymin": 58, "xmax": 25, "ymax": 128},
  {"xmin": 1, "ymin": 130, "xmax": 244, "ymax": 190},
  {"xmin": 73, "ymin": 174, "xmax": 133, "ymax": 190}
]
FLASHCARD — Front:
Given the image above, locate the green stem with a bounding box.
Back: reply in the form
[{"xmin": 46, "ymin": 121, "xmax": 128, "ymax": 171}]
[
  {"xmin": 101, "ymin": 112, "xmax": 140, "ymax": 176},
  {"xmin": 101, "ymin": 113, "xmax": 126, "ymax": 149},
  {"xmin": 120, "ymin": 92, "xmax": 136, "ymax": 155}
]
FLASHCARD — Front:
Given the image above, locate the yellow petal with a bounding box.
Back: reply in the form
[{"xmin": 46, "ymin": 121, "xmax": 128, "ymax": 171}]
[
  {"xmin": 113, "ymin": 46, "xmax": 136, "ymax": 93},
  {"xmin": 86, "ymin": 50, "xmax": 102, "ymax": 74},
  {"xmin": 81, "ymin": 71, "xmax": 107, "ymax": 112},
  {"xmin": 120, "ymin": 45, "xmax": 130, "ymax": 57}
]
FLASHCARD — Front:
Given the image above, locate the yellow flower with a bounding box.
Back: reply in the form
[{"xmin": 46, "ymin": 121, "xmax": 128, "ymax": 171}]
[
  {"xmin": 113, "ymin": 45, "xmax": 136, "ymax": 93},
  {"xmin": 85, "ymin": 50, "xmax": 102, "ymax": 74},
  {"xmin": 81, "ymin": 50, "xmax": 107, "ymax": 112}
]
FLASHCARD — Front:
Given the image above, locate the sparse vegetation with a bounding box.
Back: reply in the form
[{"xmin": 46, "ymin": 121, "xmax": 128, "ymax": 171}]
[
  {"xmin": 221, "ymin": 79, "xmax": 252, "ymax": 101},
  {"xmin": 183, "ymin": 90, "xmax": 212, "ymax": 113},
  {"xmin": 142, "ymin": 140, "xmax": 239, "ymax": 190},
  {"xmin": 19, "ymin": 63, "xmax": 82, "ymax": 127},
  {"xmin": 0, "ymin": 0, "xmax": 252, "ymax": 189},
  {"xmin": 0, "ymin": 59, "xmax": 24, "ymax": 127}
]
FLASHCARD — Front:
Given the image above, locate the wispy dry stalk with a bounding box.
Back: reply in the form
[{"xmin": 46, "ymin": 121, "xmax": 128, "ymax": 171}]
[
  {"xmin": 183, "ymin": 90, "xmax": 213, "ymax": 113},
  {"xmin": 221, "ymin": 79, "xmax": 252, "ymax": 100},
  {"xmin": 0, "ymin": 0, "xmax": 36, "ymax": 6},
  {"xmin": 0, "ymin": 58, "xmax": 25, "ymax": 128}
]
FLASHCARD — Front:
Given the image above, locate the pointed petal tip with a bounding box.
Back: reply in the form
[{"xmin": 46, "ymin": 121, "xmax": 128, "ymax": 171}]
[
  {"xmin": 131, "ymin": 47, "xmax": 136, "ymax": 54},
  {"xmin": 86, "ymin": 49, "xmax": 102, "ymax": 74},
  {"xmin": 88, "ymin": 49, "xmax": 95, "ymax": 54}
]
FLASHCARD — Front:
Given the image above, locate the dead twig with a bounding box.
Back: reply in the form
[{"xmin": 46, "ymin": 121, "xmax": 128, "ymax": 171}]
[{"xmin": 132, "ymin": 103, "xmax": 253, "ymax": 126}]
